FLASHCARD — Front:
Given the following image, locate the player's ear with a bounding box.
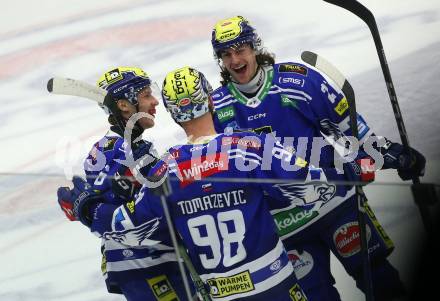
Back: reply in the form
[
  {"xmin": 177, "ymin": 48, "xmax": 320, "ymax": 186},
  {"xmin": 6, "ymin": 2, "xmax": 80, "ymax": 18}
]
[
  {"xmin": 116, "ymin": 99, "xmax": 136, "ymax": 120},
  {"xmin": 116, "ymin": 99, "xmax": 131, "ymax": 113},
  {"xmin": 208, "ymin": 96, "xmax": 214, "ymax": 113}
]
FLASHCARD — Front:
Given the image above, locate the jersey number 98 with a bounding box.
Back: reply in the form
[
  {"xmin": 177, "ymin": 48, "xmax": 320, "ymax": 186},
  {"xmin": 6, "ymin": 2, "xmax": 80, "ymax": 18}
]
[{"xmin": 188, "ymin": 209, "xmax": 246, "ymax": 269}]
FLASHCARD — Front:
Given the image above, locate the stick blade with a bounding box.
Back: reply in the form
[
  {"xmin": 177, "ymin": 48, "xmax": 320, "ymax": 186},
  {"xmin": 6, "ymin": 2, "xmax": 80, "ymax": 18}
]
[
  {"xmin": 47, "ymin": 77, "xmax": 107, "ymax": 104},
  {"xmin": 301, "ymin": 50, "xmax": 348, "ymax": 92},
  {"xmin": 47, "ymin": 78, "xmax": 54, "ymax": 92},
  {"xmin": 301, "ymin": 51, "xmax": 318, "ymax": 66}
]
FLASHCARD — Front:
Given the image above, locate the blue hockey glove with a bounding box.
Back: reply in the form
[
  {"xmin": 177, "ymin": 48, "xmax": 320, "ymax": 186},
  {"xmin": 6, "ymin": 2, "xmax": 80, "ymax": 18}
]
[
  {"xmin": 381, "ymin": 142, "xmax": 426, "ymax": 181},
  {"xmin": 57, "ymin": 176, "xmax": 103, "ymax": 227}
]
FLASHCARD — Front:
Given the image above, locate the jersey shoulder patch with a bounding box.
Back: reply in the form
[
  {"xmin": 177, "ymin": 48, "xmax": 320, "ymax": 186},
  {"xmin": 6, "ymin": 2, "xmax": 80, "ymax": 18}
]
[
  {"xmin": 103, "ymin": 136, "xmax": 122, "ymax": 152},
  {"xmin": 150, "ymin": 147, "xmax": 182, "ymax": 177},
  {"xmin": 150, "ymin": 159, "xmax": 169, "ymax": 178},
  {"xmin": 220, "ymin": 132, "xmax": 263, "ymax": 150},
  {"xmin": 277, "ymin": 62, "xmax": 308, "ymax": 76},
  {"xmin": 211, "ymin": 85, "xmax": 230, "ymax": 102}
]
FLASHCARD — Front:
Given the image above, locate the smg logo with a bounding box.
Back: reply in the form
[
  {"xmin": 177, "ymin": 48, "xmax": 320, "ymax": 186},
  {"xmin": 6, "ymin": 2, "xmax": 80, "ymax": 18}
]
[
  {"xmin": 248, "ymin": 113, "xmax": 266, "ymax": 121},
  {"xmin": 280, "ymin": 77, "xmax": 305, "ymax": 87},
  {"xmin": 217, "ymin": 106, "xmax": 235, "ymax": 122}
]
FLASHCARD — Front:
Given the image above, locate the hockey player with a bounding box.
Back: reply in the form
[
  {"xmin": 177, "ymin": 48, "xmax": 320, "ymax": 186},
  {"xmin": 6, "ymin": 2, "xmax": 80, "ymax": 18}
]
[
  {"xmin": 57, "ymin": 67, "xmax": 193, "ymax": 301},
  {"xmin": 55, "ymin": 66, "xmax": 371, "ymax": 301},
  {"xmin": 209, "ymin": 16, "xmax": 426, "ymax": 301}
]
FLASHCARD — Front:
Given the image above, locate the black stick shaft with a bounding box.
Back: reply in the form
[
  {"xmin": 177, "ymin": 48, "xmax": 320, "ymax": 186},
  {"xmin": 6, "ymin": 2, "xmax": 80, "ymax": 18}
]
[
  {"xmin": 301, "ymin": 50, "xmax": 375, "ymax": 301},
  {"xmin": 323, "ymin": 0, "xmax": 434, "ymax": 238},
  {"xmin": 344, "ymin": 78, "xmax": 375, "ymax": 301},
  {"xmin": 160, "ymin": 196, "xmax": 195, "ymax": 301},
  {"xmin": 322, "ymin": 0, "xmax": 415, "ymax": 178}
]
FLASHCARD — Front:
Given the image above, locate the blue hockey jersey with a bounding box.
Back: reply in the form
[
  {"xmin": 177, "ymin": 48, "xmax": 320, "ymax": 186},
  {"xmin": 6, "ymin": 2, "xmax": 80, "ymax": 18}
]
[
  {"xmin": 211, "ymin": 63, "xmax": 369, "ymax": 237},
  {"xmin": 83, "ymin": 129, "xmax": 176, "ymax": 288},
  {"xmin": 91, "ymin": 131, "xmax": 352, "ymax": 300}
]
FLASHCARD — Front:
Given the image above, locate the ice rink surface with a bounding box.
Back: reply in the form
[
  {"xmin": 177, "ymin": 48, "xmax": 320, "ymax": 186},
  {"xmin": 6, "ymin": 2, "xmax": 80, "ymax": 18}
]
[{"xmin": 1, "ymin": 0, "xmax": 439, "ymax": 300}]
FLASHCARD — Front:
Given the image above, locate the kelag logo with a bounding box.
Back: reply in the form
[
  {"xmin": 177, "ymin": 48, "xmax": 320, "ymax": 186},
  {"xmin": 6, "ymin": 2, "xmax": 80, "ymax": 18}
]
[
  {"xmin": 217, "ymin": 106, "xmax": 235, "ymax": 122},
  {"xmin": 273, "ymin": 207, "xmax": 318, "ymax": 236}
]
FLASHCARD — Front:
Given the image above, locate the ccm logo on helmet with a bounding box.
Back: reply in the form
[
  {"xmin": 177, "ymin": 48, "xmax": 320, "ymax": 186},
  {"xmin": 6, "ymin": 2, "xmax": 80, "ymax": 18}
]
[{"xmin": 219, "ymin": 31, "xmax": 238, "ymax": 41}]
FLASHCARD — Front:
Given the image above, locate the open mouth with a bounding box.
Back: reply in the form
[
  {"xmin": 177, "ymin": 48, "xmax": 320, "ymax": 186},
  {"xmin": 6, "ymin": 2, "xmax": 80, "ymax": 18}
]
[
  {"xmin": 147, "ymin": 108, "xmax": 156, "ymax": 119},
  {"xmin": 233, "ymin": 64, "xmax": 247, "ymax": 75}
]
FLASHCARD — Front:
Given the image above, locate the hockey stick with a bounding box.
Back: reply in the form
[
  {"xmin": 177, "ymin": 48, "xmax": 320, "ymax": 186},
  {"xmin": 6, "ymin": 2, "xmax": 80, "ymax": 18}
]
[
  {"xmin": 301, "ymin": 50, "xmax": 374, "ymax": 301},
  {"xmin": 322, "ymin": 0, "xmax": 437, "ymax": 235},
  {"xmin": 154, "ymin": 177, "xmax": 197, "ymax": 301},
  {"xmin": 177, "ymin": 244, "xmax": 212, "ymax": 301},
  {"xmin": 47, "ymin": 77, "xmax": 154, "ymax": 123},
  {"xmin": 47, "ymin": 77, "xmax": 107, "ymax": 104},
  {"xmin": 46, "ymin": 77, "xmax": 131, "ymax": 133},
  {"xmin": 153, "ymin": 176, "xmax": 212, "ymax": 301},
  {"xmin": 47, "ymin": 77, "xmax": 154, "ymax": 143}
]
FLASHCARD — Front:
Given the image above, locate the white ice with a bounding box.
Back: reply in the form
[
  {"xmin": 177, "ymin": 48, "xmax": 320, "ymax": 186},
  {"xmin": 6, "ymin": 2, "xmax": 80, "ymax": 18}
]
[{"xmin": 1, "ymin": 0, "xmax": 439, "ymax": 300}]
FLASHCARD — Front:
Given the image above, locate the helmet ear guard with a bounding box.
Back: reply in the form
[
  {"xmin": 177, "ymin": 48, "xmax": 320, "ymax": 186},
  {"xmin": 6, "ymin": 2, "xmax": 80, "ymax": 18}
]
[{"xmin": 162, "ymin": 66, "xmax": 212, "ymax": 123}]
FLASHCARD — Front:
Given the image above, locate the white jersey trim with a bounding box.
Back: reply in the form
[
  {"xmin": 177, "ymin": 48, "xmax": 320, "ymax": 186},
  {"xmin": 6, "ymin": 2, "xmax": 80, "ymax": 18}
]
[
  {"xmin": 106, "ymin": 251, "xmax": 177, "ymax": 272},
  {"xmin": 200, "ymin": 239, "xmax": 293, "ymax": 301}
]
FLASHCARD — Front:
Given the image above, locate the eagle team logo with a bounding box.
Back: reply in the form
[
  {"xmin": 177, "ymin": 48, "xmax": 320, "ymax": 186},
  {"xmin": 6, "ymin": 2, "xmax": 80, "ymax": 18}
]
[{"xmin": 274, "ymin": 182, "xmax": 336, "ymax": 209}]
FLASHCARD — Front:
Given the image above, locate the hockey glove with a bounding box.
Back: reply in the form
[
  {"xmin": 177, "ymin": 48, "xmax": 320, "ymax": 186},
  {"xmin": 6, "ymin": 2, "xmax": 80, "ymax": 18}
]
[
  {"xmin": 381, "ymin": 142, "xmax": 426, "ymax": 181},
  {"xmin": 57, "ymin": 176, "xmax": 103, "ymax": 227},
  {"xmin": 343, "ymin": 157, "xmax": 375, "ymax": 185},
  {"xmin": 111, "ymin": 165, "xmax": 141, "ymax": 201}
]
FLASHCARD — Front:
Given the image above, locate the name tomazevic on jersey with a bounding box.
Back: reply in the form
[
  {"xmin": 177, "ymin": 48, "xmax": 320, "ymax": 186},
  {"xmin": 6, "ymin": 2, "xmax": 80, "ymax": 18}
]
[
  {"xmin": 177, "ymin": 189, "xmax": 246, "ymax": 215},
  {"xmin": 145, "ymin": 133, "xmax": 305, "ymax": 300}
]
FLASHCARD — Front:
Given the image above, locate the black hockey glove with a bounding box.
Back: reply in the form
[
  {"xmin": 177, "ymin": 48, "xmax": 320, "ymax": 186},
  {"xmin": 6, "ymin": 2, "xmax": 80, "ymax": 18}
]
[
  {"xmin": 381, "ymin": 141, "xmax": 426, "ymax": 181},
  {"xmin": 111, "ymin": 165, "xmax": 141, "ymax": 201},
  {"xmin": 57, "ymin": 176, "xmax": 103, "ymax": 227}
]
